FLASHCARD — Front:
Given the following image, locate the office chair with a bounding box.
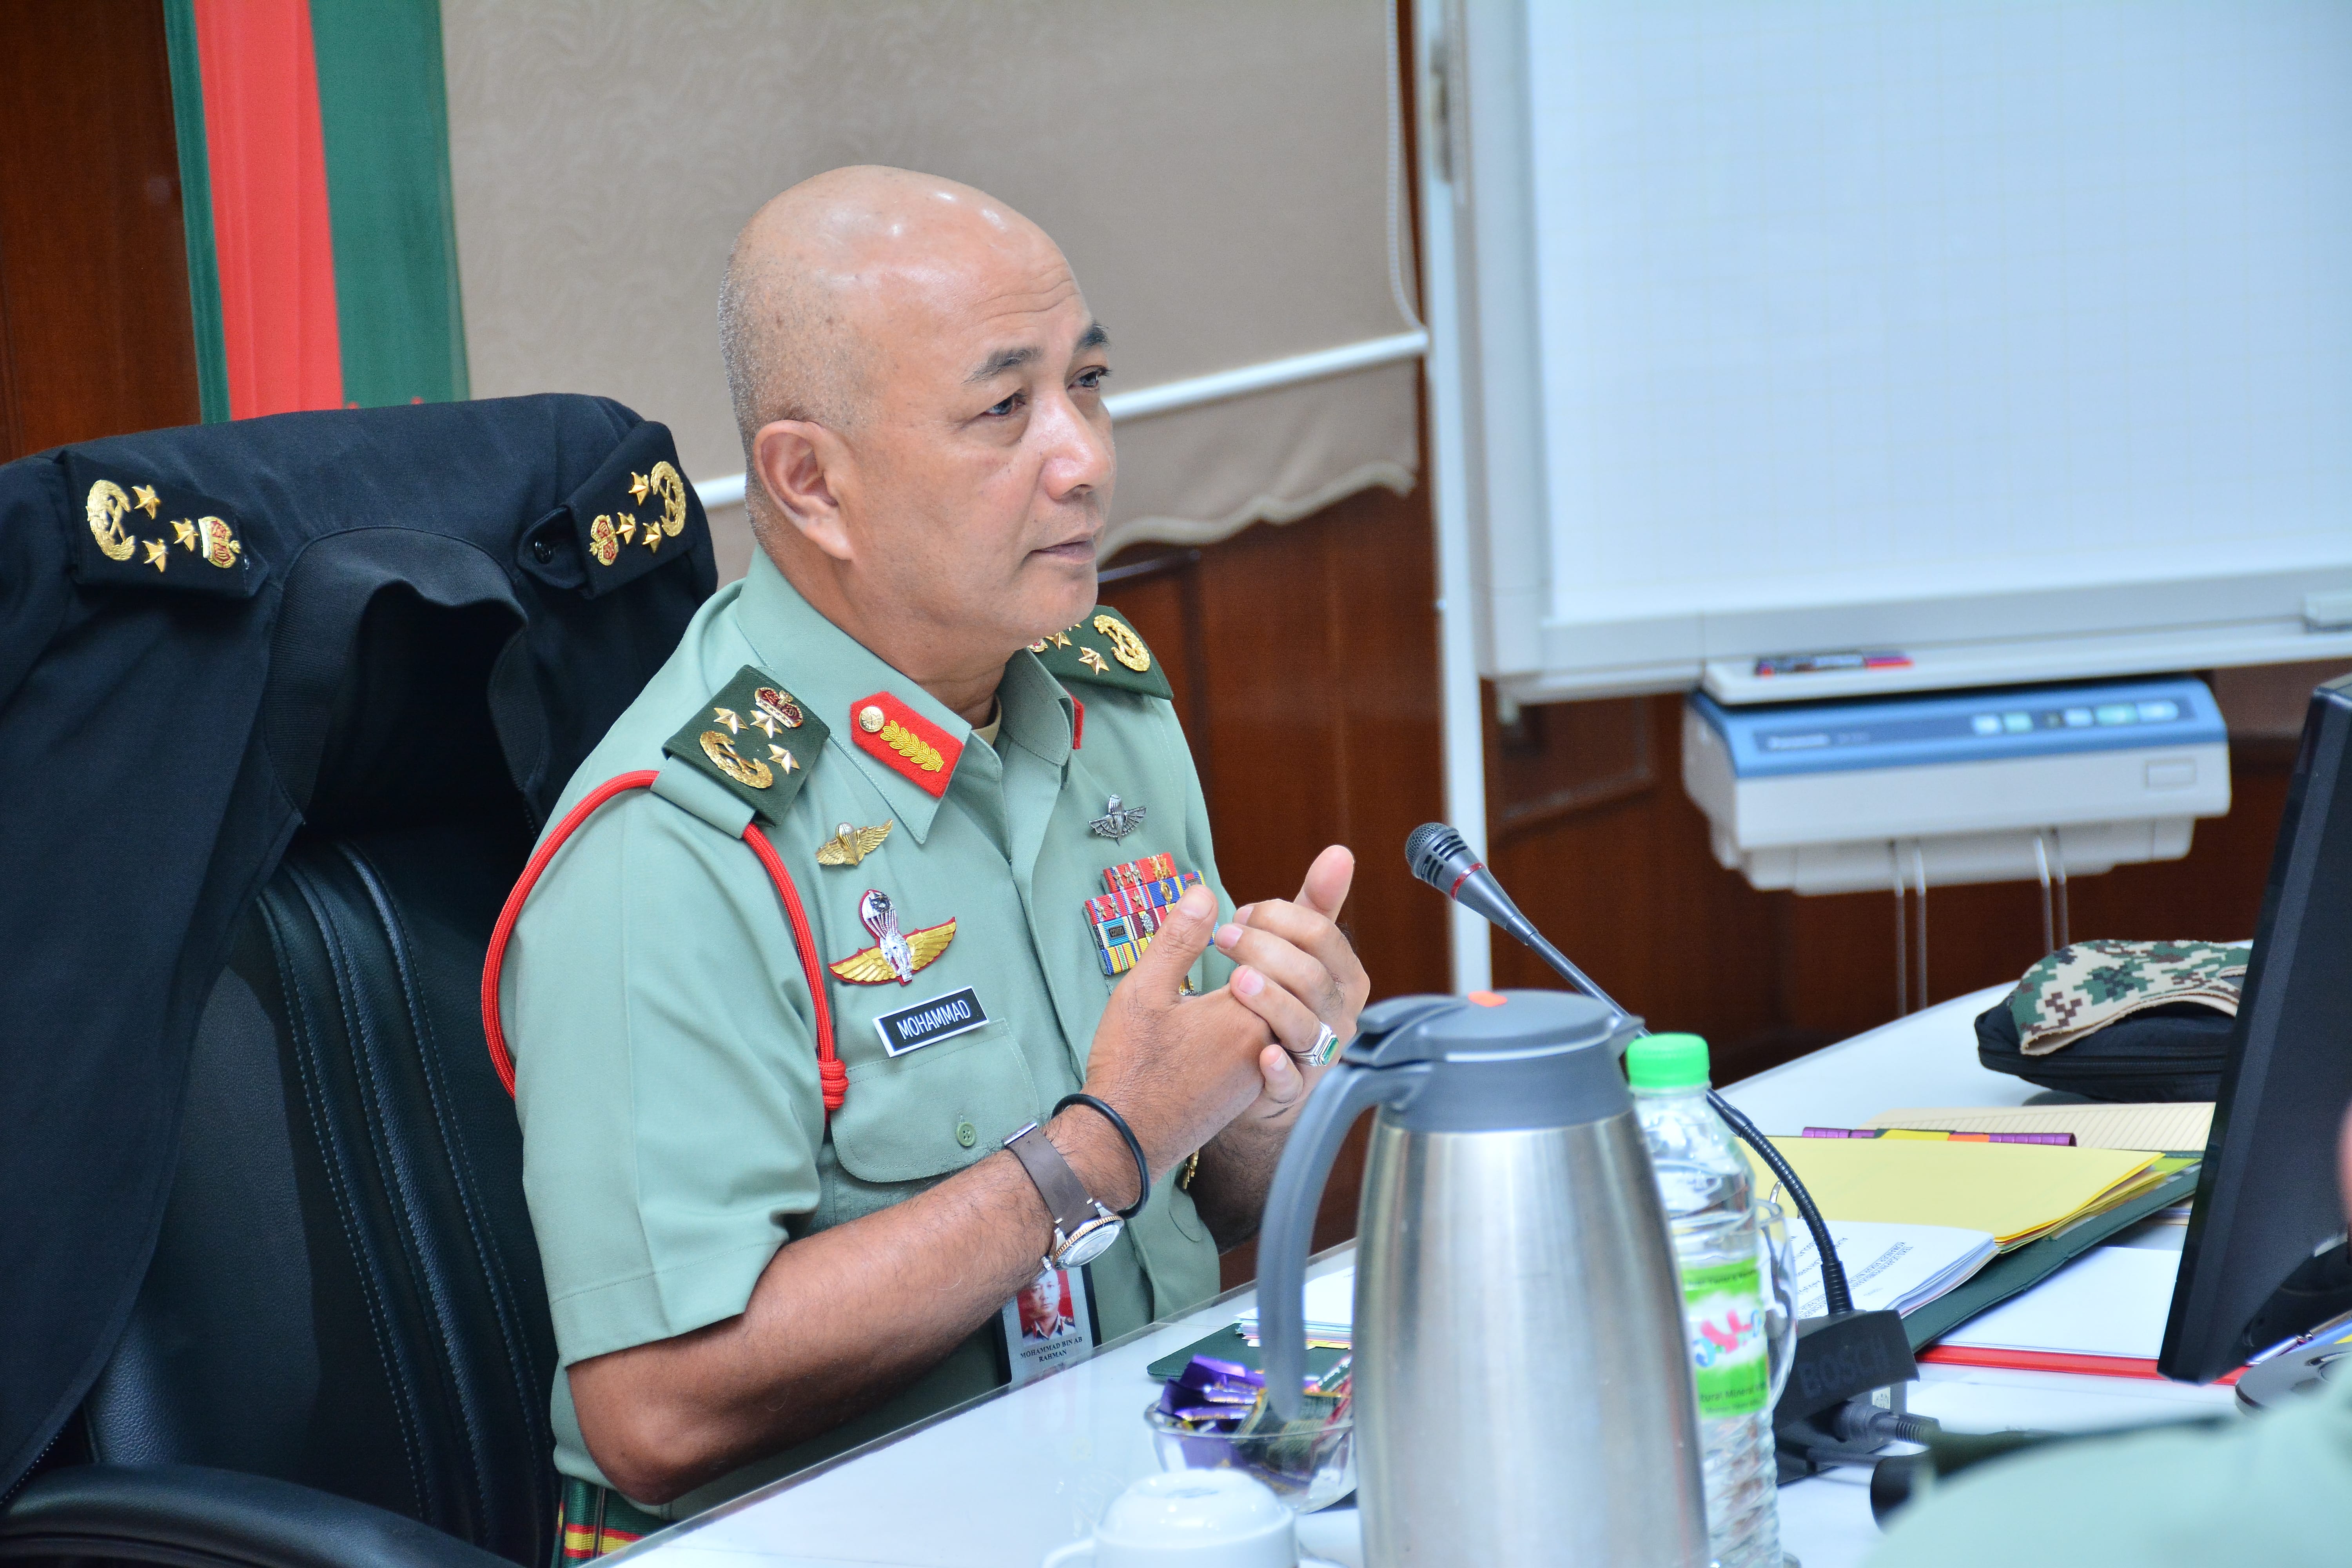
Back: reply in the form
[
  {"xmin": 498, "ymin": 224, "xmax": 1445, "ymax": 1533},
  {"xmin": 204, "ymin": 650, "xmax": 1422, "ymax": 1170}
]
[{"xmin": 0, "ymin": 399, "xmax": 712, "ymax": 1568}]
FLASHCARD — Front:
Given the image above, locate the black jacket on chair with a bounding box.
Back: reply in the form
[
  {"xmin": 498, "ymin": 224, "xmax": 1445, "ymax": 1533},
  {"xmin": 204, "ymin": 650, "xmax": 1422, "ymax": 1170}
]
[{"xmin": 0, "ymin": 395, "xmax": 714, "ymax": 1566}]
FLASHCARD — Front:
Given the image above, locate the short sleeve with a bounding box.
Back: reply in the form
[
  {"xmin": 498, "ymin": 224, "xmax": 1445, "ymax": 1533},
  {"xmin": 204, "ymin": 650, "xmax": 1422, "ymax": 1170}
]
[{"xmin": 503, "ymin": 790, "xmax": 825, "ymax": 1367}]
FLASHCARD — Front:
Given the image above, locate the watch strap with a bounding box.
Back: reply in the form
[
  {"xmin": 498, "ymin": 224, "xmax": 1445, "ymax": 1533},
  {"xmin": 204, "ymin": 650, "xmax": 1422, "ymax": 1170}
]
[{"xmin": 1005, "ymin": 1122, "xmax": 1098, "ymax": 1237}]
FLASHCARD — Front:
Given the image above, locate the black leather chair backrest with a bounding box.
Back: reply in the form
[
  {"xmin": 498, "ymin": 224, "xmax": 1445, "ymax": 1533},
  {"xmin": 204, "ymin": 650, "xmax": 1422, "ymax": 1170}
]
[{"xmin": 73, "ymin": 590, "xmax": 555, "ymax": 1568}]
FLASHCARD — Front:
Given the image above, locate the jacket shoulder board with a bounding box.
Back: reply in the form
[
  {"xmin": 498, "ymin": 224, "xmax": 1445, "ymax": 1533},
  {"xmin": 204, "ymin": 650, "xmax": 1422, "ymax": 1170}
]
[
  {"xmin": 661, "ymin": 665, "xmax": 828, "ymax": 823},
  {"xmin": 1027, "ymin": 605, "xmax": 1172, "ymax": 701},
  {"xmin": 62, "ymin": 452, "xmax": 264, "ymax": 598}
]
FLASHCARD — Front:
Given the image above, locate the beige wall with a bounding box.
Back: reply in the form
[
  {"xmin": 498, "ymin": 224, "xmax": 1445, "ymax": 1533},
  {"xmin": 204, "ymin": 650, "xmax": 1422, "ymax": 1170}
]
[{"xmin": 441, "ymin": 1, "xmax": 1419, "ymax": 578}]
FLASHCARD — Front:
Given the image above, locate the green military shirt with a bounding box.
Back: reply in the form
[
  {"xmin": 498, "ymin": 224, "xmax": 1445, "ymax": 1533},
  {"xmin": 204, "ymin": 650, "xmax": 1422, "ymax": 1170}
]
[
  {"xmin": 1867, "ymin": 1368, "xmax": 2352, "ymax": 1566},
  {"xmin": 503, "ymin": 551, "xmax": 1233, "ymax": 1516}
]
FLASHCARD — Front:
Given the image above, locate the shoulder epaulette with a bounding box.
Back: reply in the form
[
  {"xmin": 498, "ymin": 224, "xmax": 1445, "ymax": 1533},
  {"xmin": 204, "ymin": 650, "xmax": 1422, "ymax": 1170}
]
[
  {"xmin": 62, "ymin": 451, "xmax": 263, "ymax": 598},
  {"xmin": 530, "ymin": 419, "xmax": 703, "ymax": 599},
  {"xmin": 662, "ymin": 665, "xmax": 827, "ymax": 822},
  {"xmin": 1027, "ymin": 604, "xmax": 1171, "ymax": 701}
]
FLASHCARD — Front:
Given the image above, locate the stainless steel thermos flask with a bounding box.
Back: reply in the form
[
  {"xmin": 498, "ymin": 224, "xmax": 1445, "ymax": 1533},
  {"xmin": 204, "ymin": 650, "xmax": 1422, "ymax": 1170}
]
[{"xmin": 1258, "ymin": 991, "xmax": 1708, "ymax": 1566}]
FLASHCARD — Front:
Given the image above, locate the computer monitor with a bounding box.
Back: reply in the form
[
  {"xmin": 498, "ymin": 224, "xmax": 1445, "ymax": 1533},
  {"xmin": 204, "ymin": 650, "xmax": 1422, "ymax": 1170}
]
[{"xmin": 2161, "ymin": 672, "xmax": 2352, "ymax": 1383}]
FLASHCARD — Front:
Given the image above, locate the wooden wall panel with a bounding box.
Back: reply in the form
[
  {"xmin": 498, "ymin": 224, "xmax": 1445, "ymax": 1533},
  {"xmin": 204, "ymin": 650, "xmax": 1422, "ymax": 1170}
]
[
  {"xmin": 1105, "ymin": 478, "xmax": 1449, "ymax": 1284},
  {"xmin": 0, "ymin": 1, "xmax": 203, "ymax": 462}
]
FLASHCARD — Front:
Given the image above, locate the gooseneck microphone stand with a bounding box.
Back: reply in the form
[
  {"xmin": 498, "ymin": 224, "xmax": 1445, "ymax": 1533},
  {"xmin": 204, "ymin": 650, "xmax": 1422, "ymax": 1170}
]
[{"xmin": 1405, "ymin": 822, "xmax": 1855, "ymax": 1316}]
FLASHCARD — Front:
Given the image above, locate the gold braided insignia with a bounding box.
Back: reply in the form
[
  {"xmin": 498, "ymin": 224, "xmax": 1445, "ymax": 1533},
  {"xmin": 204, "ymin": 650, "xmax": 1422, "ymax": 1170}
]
[
  {"xmin": 86, "ymin": 480, "xmax": 136, "ymax": 561},
  {"xmin": 880, "ymin": 720, "xmax": 944, "ymax": 772},
  {"xmin": 1093, "ymin": 614, "xmax": 1151, "ymax": 673},
  {"xmin": 699, "ymin": 730, "xmax": 773, "ymax": 788},
  {"xmin": 649, "ymin": 461, "xmax": 688, "ymax": 537}
]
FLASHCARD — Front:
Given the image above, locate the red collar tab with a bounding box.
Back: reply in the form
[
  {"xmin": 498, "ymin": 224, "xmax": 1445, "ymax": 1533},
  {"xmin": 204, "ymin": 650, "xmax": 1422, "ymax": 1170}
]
[
  {"xmin": 849, "ymin": 691, "xmax": 962, "ymax": 798},
  {"xmin": 1070, "ymin": 698, "xmax": 1085, "ymax": 750}
]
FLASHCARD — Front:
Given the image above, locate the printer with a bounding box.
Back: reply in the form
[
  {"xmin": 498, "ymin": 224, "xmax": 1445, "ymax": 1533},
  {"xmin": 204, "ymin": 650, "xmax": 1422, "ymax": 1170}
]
[{"xmin": 1682, "ymin": 676, "xmax": 2230, "ymax": 895}]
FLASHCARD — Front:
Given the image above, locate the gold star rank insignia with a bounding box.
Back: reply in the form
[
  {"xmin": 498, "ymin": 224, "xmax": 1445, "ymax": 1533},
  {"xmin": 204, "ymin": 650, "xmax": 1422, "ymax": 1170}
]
[
  {"xmin": 769, "ymin": 744, "xmax": 799, "ymax": 773},
  {"xmin": 628, "ymin": 471, "xmax": 651, "ymax": 505},
  {"xmin": 173, "ymin": 519, "xmax": 198, "ymax": 550},
  {"xmin": 1078, "ymin": 646, "xmax": 1110, "ymax": 675},
  {"xmin": 133, "ymin": 484, "xmax": 161, "ymax": 517},
  {"xmin": 142, "ymin": 538, "xmax": 169, "ymax": 571},
  {"xmin": 749, "ymin": 708, "xmax": 781, "ymax": 738},
  {"xmin": 712, "ymin": 706, "xmax": 743, "ymax": 733},
  {"xmin": 641, "ymin": 521, "xmax": 662, "ymax": 551}
]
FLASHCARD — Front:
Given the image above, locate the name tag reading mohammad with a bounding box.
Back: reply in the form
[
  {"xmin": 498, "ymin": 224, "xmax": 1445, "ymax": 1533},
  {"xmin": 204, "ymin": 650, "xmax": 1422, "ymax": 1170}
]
[{"xmin": 875, "ymin": 987, "xmax": 989, "ymax": 1057}]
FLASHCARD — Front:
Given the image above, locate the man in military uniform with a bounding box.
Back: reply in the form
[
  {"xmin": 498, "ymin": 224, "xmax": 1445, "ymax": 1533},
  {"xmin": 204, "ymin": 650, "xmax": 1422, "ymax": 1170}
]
[{"xmin": 500, "ymin": 165, "xmax": 1368, "ymax": 1544}]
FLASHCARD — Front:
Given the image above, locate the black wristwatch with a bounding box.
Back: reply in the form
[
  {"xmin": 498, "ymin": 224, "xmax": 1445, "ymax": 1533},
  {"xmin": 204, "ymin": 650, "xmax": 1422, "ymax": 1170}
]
[{"xmin": 1004, "ymin": 1122, "xmax": 1125, "ymax": 1269}]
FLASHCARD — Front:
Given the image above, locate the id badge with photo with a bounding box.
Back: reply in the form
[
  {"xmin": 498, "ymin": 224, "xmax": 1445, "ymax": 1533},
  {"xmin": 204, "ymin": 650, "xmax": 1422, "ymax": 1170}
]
[{"xmin": 998, "ymin": 1263, "xmax": 1100, "ymax": 1387}]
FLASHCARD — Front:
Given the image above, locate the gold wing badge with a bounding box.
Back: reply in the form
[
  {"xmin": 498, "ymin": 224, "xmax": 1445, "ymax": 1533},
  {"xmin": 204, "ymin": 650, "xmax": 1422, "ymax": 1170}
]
[
  {"xmin": 829, "ymin": 888, "xmax": 955, "ymax": 985},
  {"xmin": 817, "ymin": 820, "xmax": 893, "ymax": 867}
]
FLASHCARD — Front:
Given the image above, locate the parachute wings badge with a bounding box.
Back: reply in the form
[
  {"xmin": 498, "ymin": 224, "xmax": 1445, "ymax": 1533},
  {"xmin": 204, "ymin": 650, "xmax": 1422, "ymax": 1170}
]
[
  {"xmin": 817, "ymin": 820, "xmax": 893, "ymax": 867},
  {"xmin": 829, "ymin": 889, "xmax": 955, "ymax": 985}
]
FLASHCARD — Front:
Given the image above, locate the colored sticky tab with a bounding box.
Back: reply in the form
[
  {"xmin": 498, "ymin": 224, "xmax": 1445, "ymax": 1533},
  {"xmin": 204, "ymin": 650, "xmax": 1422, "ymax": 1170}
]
[{"xmin": 848, "ymin": 691, "xmax": 963, "ymax": 798}]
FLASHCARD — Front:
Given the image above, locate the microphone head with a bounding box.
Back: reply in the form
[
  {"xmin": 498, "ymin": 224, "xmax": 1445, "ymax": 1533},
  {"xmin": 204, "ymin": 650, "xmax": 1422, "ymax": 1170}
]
[{"xmin": 1405, "ymin": 822, "xmax": 1479, "ymax": 892}]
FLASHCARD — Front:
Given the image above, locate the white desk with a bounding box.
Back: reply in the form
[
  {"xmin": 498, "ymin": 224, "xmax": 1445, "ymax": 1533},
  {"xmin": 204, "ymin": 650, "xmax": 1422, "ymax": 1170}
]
[{"xmin": 621, "ymin": 987, "xmax": 2234, "ymax": 1568}]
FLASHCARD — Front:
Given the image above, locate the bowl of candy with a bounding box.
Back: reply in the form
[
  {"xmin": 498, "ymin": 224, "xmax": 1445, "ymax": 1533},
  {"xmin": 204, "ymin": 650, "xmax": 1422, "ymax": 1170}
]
[{"xmin": 1144, "ymin": 1354, "xmax": 1355, "ymax": 1513}]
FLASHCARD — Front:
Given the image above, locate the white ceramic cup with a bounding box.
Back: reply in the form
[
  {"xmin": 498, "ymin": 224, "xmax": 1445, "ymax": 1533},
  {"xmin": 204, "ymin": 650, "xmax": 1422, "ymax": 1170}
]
[{"xmin": 1040, "ymin": 1470, "xmax": 1298, "ymax": 1568}]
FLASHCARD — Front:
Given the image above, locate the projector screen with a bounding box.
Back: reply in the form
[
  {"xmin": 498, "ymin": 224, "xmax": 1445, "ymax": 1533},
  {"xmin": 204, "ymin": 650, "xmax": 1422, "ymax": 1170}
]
[{"xmin": 1441, "ymin": 0, "xmax": 2352, "ymax": 702}]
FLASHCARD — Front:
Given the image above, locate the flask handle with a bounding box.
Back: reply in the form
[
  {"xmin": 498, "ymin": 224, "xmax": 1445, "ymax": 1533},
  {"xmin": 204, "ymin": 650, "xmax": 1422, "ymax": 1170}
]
[{"xmin": 1258, "ymin": 1060, "xmax": 1426, "ymax": 1419}]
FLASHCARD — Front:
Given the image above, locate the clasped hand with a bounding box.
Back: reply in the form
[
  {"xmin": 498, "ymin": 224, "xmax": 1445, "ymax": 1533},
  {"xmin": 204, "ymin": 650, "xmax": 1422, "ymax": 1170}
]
[{"xmin": 1212, "ymin": 843, "xmax": 1368, "ymax": 1127}]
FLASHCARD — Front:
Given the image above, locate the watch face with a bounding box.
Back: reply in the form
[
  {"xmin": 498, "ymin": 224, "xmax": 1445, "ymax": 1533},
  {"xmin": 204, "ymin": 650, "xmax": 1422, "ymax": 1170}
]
[{"xmin": 1056, "ymin": 1215, "xmax": 1122, "ymax": 1269}]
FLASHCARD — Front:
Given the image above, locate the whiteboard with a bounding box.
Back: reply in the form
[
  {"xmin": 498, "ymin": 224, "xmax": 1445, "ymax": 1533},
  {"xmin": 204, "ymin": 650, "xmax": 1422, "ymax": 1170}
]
[{"xmin": 1439, "ymin": 0, "xmax": 2352, "ymax": 702}]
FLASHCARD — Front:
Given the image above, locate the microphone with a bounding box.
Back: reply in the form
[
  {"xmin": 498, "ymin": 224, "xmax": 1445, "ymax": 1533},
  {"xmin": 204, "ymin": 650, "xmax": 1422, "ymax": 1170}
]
[
  {"xmin": 1405, "ymin": 822, "xmax": 1627, "ymax": 1025},
  {"xmin": 1405, "ymin": 822, "xmax": 1854, "ymax": 1316}
]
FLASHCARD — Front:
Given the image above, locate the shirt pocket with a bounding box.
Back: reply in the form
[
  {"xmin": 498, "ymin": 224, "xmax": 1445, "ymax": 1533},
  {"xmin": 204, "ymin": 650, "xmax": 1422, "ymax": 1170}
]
[{"xmin": 831, "ymin": 1018, "xmax": 1040, "ymax": 1185}]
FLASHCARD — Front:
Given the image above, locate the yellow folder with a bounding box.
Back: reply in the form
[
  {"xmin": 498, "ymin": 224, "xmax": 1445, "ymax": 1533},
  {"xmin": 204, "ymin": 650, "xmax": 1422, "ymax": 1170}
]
[{"xmin": 1743, "ymin": 1137, "xmax": 2160, "ymax": 1248}]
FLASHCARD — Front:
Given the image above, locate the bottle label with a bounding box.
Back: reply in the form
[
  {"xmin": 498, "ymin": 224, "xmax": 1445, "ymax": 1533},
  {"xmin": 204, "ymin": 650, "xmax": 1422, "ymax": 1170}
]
[{"xmin": 1681, "ymin": 1256, "xmax": 1769, "ymax": 1417}]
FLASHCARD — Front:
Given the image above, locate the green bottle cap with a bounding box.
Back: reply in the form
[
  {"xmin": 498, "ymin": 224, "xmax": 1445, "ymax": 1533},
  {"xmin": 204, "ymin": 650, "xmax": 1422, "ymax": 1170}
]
[{"xmin": 1625, "ymin": 1032, "xmax": 1711, "ymax": 1091}]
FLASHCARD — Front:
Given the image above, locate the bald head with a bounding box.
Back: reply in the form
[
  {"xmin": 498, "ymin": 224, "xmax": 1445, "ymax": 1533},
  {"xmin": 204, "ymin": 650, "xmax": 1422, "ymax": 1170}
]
[
  {"xmin": 718, "ymin": 166, "xmax": 1116, "ymax": 711},
  {"xmin": 718, "ymin": 165, "xmax": 1063, "ymax": 461}
]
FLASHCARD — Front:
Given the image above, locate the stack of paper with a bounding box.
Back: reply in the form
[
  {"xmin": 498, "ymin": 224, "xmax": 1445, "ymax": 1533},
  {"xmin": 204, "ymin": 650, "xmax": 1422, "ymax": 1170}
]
[
  {"xmin": 1862, "ymin": 1103, "xmax": 2214, "ymax": 1153},
  {"xmin": 1940, "ymin": 1245, "xmax": 2184, "ymax": 1359},
  {"xmin": 1745, "ymin": 1136, "xmax": 2166, "ymax": 1251},
  {"xmin": 1788, "ymin": 1220, "xmax": 1998, "ymax": 1319}
]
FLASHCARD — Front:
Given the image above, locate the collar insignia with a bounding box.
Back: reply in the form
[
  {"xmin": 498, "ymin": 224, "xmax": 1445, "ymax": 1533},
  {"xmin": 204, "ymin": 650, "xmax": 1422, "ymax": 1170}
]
[{"xmin": 849, "ymin": 691, "xmax": 962, "ymax": 799}]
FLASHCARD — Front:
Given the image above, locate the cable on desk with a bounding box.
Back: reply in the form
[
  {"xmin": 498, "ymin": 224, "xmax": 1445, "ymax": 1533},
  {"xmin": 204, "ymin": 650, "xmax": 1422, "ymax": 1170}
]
[{"xmin": 1710, "ymin": 1090, "xmax": 1854, "ymax": 1316}]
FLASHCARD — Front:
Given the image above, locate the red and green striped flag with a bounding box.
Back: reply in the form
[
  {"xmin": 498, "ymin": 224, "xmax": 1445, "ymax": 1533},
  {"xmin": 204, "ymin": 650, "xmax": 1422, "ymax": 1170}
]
[{"xmin": 163, "ymin": 0, "xmax": 468, "ymax": 421}]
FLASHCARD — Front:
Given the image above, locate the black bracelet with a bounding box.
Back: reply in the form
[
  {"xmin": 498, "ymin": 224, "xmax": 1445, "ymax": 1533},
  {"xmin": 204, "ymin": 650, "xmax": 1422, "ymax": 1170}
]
[{"xmin": 1053, "ymin": 1093, "xmax": 1150, "ymax": 1219}]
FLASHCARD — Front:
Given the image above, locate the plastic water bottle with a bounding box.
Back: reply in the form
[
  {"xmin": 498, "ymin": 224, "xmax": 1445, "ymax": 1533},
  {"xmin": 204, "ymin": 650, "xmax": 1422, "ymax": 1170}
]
[{"xmin": 1627, "ymin": 1032, "xmax": 1780, "ymax": 1568}]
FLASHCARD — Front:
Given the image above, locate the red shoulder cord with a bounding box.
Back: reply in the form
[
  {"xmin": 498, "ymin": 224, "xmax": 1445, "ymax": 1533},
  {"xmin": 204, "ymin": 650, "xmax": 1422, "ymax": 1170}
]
[{"xmin": 478, "ymin": 771, "xmax": 846, "ymax": 1114}]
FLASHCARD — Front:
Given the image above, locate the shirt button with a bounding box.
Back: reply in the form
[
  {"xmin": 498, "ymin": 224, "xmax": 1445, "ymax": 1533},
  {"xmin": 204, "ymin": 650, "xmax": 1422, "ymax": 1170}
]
[
  {"xmin": 955, "ymin": 1120, "xmax": 978, "ymax": 1149},
  {"xmin": 859, "ymin": 704, "xmax": 886, "ymax": 733}
]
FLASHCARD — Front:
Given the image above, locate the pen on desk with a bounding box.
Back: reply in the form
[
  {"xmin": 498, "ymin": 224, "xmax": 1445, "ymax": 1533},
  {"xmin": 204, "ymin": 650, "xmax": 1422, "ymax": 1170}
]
[{"xmin": 1800, "ymin": 1126, "xmax": 2077, "ymax": 1147}]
